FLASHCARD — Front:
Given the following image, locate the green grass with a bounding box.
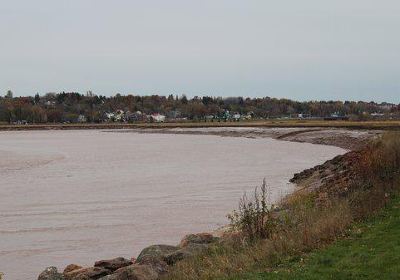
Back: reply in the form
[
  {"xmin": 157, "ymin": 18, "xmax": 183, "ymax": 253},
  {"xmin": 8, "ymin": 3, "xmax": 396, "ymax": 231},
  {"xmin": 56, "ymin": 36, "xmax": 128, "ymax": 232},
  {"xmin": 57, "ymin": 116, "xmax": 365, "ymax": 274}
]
[{"xmin": 227, "ymin": 197, "xmax": 400, "ymax": 280}]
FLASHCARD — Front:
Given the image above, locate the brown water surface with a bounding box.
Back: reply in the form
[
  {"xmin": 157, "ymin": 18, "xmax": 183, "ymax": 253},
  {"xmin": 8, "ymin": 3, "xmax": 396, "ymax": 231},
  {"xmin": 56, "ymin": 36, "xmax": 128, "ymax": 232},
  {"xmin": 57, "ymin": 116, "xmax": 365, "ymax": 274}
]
[{"xmin": 0, "ymin": 130, "xmax": 345, "ymax": 280}]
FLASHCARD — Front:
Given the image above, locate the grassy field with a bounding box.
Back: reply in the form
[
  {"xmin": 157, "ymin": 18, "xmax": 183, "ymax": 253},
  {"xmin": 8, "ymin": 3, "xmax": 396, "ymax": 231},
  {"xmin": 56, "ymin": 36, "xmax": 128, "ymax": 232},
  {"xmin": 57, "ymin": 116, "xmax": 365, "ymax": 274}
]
[
  {"xmin": 1, "ymin": 120, "xmax": 400, "ymax": 131},
  {"xmin": 227, "ymin": 196, "xmax": 400, "ymax": 280}
]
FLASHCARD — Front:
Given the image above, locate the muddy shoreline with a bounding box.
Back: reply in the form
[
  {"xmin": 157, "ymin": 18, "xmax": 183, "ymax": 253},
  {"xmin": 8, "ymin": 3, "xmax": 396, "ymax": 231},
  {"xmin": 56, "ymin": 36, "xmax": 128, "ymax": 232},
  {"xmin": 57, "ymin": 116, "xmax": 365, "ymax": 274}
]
[{"xmin": 126, "ymin": 127, "xmax": 380, "ymax": 150}]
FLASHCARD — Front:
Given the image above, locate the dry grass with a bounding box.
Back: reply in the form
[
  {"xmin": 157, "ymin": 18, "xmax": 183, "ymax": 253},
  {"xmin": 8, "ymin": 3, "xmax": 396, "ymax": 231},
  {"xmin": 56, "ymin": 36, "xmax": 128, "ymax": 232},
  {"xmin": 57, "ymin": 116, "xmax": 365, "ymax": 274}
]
[
  {"xmin": 162, "ymin": 198, "xmax": 353, "ymax": 280},
  {"xmin": 161, "ymin": 133, "xmax": 400, "ymax": 280}
]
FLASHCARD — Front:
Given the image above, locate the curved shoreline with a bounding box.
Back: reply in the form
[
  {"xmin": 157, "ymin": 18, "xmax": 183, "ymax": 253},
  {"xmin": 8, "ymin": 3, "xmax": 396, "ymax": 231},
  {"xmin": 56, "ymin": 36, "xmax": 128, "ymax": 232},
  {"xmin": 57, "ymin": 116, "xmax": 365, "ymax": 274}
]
[
  {"xmin": 124, "ymin": 127, "xmax": 379, "ymax": 150},
  {"xmin": 1, "ymin": 128, "xmax": 375, "ymax": 280}
]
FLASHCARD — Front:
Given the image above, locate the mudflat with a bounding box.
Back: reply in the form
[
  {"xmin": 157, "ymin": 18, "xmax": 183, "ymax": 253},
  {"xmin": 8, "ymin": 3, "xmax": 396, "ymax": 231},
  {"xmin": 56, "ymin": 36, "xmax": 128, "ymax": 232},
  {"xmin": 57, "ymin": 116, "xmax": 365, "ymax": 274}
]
[{"xmin": 0, "ymin": 130, "xmax": 345, "ymax": 280}]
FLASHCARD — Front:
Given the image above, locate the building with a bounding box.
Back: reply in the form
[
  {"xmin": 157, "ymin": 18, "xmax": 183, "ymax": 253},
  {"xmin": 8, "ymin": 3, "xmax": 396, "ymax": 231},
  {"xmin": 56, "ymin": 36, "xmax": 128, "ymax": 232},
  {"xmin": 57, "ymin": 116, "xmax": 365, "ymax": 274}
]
[
  {"xmin": 150, "ymin": 113, "xmax": 166, "ymax": 123},
  {"xmin": 78, "ymin": 115, "xmax": 87, "ymax": 123}
]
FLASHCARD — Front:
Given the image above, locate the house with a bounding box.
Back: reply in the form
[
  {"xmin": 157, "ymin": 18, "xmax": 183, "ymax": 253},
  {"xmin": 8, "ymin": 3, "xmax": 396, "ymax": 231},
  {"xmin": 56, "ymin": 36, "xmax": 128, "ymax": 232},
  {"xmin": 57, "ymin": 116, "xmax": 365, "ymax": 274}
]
[
  {"xmin": 105, "ymin": 110, "xmax": 126, "ymax": 122},
  {"xmin": 371, "ymin": 112, "xmax": 385, "ymax": 117},
  {"xmin": 221, "ymin": 110, "xmax": 231, "ymax": 120},
  {"xmin": 150, "ymin": 113, "xmax": 166, "ymax": 123},
  {"xmin": 105, "ymin": 112, "xmax": 115, "ymax": 121},
  {"xmin": 115, "ymin": 110, "xmax": 125, "ymax": 121},
  {"xmin": 128, "ymin": 111, "xmax": 148, "ymax": 122},
  {"xmin": 232, "ymin": 112, "xmax": 241, "ymax": 121},
  {"xmin": 378, "ymin": 103, "xmax": 395, "ymax": 111},
  {"xmin": 78, "ymin": 115, "xmax": 87, "ymax": 123},
  {"xmin": 246, "ymin": 111, "xmax": 255, "ymax": 119},
  {"xmin": 168, "ymin": 110, "xmax": 182, "ymax": 119}
]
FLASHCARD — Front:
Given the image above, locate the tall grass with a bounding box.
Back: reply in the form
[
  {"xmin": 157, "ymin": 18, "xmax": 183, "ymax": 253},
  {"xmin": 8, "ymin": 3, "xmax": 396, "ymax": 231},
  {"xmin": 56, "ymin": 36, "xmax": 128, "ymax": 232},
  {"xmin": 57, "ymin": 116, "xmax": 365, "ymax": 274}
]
[
  {"xmin": 162, "ymin": 133, "xmax": 400, "ymax": 280},
  {"xmin": 350, "ymin": 133, "xmax": 400, "ymax": 219},
  {"xmin": 227, "ymin": 179, "xmax": 276, "ymax": 241}
]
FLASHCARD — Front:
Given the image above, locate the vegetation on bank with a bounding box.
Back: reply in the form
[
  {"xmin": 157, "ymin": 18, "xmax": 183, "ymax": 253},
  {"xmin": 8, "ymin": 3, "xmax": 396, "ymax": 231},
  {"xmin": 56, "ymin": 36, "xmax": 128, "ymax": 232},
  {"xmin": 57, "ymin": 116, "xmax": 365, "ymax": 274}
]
[
  {"xmin": 228, "ymin": 195, "xmax": 400, "ymax": 280},
  {"xmin": 1, "ymin": 90, "xmax": 399, "ymax": 124},
  {"xmin": 161, "ymin": 133, "xmax": 400, "ymax": 280}
]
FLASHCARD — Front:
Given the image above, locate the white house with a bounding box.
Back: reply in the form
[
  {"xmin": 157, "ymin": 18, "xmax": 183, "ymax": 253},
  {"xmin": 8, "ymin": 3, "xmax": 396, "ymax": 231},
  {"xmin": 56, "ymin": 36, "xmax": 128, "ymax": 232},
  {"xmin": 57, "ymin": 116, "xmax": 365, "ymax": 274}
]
[
  {"xmin": 78, "ymin": 115, "xmax": 87, "ymax": 123},
  {"xmin": 150, "ymin": 113, "xmax": 166, "ymax": 123}
]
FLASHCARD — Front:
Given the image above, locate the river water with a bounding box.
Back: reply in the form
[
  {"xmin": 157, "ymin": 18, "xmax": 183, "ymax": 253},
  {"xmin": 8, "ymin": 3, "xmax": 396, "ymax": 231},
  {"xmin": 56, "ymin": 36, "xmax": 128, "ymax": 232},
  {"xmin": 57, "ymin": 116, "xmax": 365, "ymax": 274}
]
[{"xmin": 0, "ymin": 130, "xmax": 345, "ymax": 280}]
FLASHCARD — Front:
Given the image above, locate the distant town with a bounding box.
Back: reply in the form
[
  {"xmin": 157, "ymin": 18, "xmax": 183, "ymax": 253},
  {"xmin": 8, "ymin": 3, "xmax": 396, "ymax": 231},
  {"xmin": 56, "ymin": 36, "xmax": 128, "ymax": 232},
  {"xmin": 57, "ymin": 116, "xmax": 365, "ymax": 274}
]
[{"xmin": 1, "ymin": 90, "xmax": 399, "ymax": 125}]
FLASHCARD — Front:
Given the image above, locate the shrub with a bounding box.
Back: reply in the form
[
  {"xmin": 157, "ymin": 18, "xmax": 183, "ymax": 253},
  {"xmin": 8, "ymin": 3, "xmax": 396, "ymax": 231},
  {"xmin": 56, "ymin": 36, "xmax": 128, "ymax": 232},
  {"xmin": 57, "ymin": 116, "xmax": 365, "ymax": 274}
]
[{"xmin": 227, "ymin": 179, "xmax": 276, "ymax": 241}]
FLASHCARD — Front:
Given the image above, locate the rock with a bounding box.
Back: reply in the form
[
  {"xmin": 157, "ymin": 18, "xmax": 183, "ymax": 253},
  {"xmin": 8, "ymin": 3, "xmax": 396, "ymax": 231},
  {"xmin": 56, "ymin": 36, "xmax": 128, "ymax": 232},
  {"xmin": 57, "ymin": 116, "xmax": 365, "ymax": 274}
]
[
  {"xmin": 136, "ymin": 245, "xmax": 180, "ymax": 263},
  {"xmin": 135, "ymin": 259, "xmax": 169, "ymax": 275},
  {"xmin": 97, "ymin": 274, "xmax": 128, "ymax": 280},
  {"xmin": 117, "ymin": 264, "xmax": 159, "ymax": 280},
  {"xmin": 94, "ymin": 257, "xmax": 132, "ymax": 272},
  {"xmin": 64, "ymin": 267, "xmax": 110, "ymax": 280},
  {"xmin": 179, "ymin": 233, "xmax": 219, "ymax": 247},
  {"xmin": 100, "ymin": 264, "xmax": 158, "ymax": 280},
  {"xmin": 212, "ymin": 224, "xmax": 235, "ymax": 238},
  {"xmin": 64, "ymin": 265, "xmax": 83, "ymax": 274},
  {"xmin": 71, "ymin": 275, "xmax": 90, "ymax": 280},
  {"xmin": 164, "ymin": 244, "xmax": 208, "ymax": 265},
  {"xmin": 38, "ymin": 267, "xmax": 65, "ymax": 280}
]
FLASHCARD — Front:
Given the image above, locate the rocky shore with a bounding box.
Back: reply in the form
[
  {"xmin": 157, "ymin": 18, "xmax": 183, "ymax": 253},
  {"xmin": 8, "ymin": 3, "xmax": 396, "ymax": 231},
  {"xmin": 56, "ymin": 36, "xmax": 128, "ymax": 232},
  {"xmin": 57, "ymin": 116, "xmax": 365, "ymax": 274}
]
[
  {"xmin": 36, "ymin": 128, "xmax": 380, "ymax": 280},
  {"xmin": 38, "ymin": 233, "xmax": 221, "ymax": 280}
]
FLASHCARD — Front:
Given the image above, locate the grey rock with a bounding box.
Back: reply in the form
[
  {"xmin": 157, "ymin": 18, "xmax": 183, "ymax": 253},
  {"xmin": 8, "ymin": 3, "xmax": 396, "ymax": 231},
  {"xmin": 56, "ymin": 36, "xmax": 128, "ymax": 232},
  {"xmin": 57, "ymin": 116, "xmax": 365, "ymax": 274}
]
[
  {"xmin": 179, "ymin": 233, "xmax": 219, "ymax": 247},
  {"xmin": 64, "ymin": 264, "xmax": 83, "ymax": 274},
  {"xmin": 164, "ymin": 244, "xmax": 208, "ymax": 265},
  {"xmin": 38, "ymin": 267, "xmax": 65, "ymax": 280},
  {"xmin": 135, "ymin": 259, "xmax": 169, "ymax": 275},
  {"xmin": 112, "ymin": 264, "xmax": 158, "ymax": 280},
  {"xmin": 136, "ymin": 245, "xmax": 180, "ymax": 263},
  {"xmin": 94, "ymin": 257, "xmax": 132, "ymax": 272},
  {"xmin": 68, "ymin": 267, "xmax": 110, "ymax": 280}
]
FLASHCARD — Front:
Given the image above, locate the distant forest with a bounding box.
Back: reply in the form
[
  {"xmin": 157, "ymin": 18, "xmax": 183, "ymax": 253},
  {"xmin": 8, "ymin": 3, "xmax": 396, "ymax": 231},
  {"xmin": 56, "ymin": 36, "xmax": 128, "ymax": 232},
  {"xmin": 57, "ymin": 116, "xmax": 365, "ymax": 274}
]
[{"xmin": 0, "ymin": 90, "xmax": 399, "ymax": 124}]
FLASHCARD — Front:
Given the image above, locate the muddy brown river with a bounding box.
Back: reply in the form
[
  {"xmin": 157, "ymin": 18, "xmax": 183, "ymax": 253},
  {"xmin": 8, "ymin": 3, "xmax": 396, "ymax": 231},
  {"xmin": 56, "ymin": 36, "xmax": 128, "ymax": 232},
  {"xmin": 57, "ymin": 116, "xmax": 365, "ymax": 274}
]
[{"xmin": 0, "ymin": 130, "xmax": 345, "ymax": 280}]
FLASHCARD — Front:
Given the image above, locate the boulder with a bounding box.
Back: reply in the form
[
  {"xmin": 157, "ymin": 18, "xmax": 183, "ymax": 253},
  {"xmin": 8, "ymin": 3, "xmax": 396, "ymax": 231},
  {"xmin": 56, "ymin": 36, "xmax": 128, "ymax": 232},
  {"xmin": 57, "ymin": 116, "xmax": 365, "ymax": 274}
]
[
  {"xmin": 71, "ymin": 275, "xmax": 90, "ymax": 280},
  {"xmin": 94, "ymin": 257, "xmax": 132, "ymax": 271},
  {"xmin": 115, "ymin": 264, "xmax": 158, "ymax": 280},
  {"xmin": 98, "ymin": 264, "xmax": 158, "ymax": 280},
  {"xmin": 135, "ymin": 245, "xmax": 180, "ymax": 263},
  {"xmin": 64, "ymin": 267, "xmax": 110, "ymax": 280},
  {"xmin": 96, "ymin": 274, "xmax": 128, "ymax": 280},
  {"xmin": 179, "ymin": 233, "xmax": 219, "ymax": 247},
  {"xmin": 212, "ymin": 225, "xmax": 236, "ymax": 238},
  {"xmin": 64, "ymin": 265, "xmax": 83, "ymax": 274},
  {"xmin": 135, "ymin": 259, "xmax": 169, "ymax": 275},
  {"xmin": 38, "ymin": 267, "xmax": 65, "ymax": 280},
  {"xmin": 164, "ymin": 244, "xmax": 208, "ymax": 265}
]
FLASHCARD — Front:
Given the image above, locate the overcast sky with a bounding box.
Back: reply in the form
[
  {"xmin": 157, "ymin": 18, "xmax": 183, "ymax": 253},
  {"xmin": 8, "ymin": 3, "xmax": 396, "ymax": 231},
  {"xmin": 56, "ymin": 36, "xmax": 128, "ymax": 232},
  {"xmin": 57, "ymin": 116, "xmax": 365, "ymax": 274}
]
[{"xmin": 1, "ymin": 0, "xmax": 399, "ymax": 102}]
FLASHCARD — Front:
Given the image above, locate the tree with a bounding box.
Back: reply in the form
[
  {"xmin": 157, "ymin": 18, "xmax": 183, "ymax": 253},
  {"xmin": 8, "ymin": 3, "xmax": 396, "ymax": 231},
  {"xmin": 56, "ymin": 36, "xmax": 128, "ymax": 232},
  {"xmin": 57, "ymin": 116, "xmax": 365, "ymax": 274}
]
[
  {"xmin": 5, "ymin": 90, "xmax": 13, "ymax": 99},
  {"xmin": 34, "ymin": 93, "xmax": 40, "ymax": 104},
  {"xmin": 180, "ymin": 94, "xmax": 188, "ymax": 105}
]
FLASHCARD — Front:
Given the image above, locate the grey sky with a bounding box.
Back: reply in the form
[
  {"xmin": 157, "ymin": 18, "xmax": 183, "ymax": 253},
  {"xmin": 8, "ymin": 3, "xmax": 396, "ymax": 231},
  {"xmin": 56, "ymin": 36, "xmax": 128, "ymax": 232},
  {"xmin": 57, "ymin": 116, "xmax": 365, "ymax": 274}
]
[{"xmin": 1, "ymin": 0, "xmax": 399, "ymax": 102}]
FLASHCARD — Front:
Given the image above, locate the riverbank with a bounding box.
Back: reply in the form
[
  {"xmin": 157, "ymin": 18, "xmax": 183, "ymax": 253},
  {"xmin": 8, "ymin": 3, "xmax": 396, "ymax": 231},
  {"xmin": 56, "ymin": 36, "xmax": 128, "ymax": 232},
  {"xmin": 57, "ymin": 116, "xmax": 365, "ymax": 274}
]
[
  {"xmin": 0, "ymin": 121, "xmax": 386, "ymax": 151},
  {"xmin": 131, "ymin": 127, "xmax": 379, "ymax": 150},
  {"xmin": 1, "ymin": 120, "xmax": 400, "ymax": 132}
]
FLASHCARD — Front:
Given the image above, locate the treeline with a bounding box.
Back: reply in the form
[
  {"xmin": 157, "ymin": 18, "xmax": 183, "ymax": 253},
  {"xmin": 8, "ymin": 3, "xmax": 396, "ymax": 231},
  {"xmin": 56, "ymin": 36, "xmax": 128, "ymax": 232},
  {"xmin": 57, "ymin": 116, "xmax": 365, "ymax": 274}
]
[{"xmin": 0, "ymin": 90, "xmax": 399, "ymax": 123}]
